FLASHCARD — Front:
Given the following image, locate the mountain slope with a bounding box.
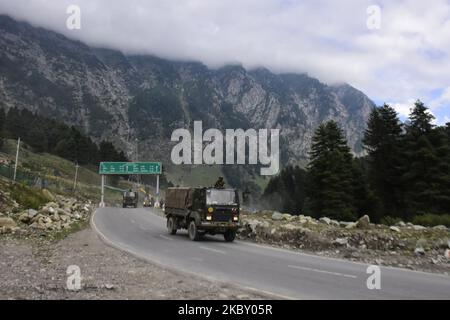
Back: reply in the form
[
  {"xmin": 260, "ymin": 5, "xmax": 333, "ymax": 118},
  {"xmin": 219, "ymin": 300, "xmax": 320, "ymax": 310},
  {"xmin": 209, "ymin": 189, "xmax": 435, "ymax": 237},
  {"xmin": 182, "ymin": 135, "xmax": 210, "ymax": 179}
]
[{"xmin": 0, "ymin": 15, "xmax": 374, "ymax": 184}]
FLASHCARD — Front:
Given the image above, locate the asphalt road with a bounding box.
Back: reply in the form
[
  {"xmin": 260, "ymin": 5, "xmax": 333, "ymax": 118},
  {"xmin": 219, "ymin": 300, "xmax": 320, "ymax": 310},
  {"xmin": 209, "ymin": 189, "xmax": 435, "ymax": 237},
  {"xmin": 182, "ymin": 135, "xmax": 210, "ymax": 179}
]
[{"xmin": 92, "ymin": 207, "xmax": 450, "ymax": 299}]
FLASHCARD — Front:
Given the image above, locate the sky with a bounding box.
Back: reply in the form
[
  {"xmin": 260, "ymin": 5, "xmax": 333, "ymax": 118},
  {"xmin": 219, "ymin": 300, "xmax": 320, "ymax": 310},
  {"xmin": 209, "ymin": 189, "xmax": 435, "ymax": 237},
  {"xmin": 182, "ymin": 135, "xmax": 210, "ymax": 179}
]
[{"xmin": 0, "ymin": 0, "xmax": 449, "ymax": 124}]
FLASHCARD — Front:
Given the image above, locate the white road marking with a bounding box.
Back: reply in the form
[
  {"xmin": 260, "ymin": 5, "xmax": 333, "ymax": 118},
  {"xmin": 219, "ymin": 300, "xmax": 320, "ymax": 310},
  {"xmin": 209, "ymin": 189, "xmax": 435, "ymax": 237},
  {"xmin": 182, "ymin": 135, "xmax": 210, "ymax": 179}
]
[
  {"xmin": 199, "ymin": 246, "xmax": 227, "ymax": 255},
  {"xmin": 159, "ymin": 234, "xmax": 174, "ymax": 241},
  {"xmin": 288, "ymin": 264, "xmax": 357, "ymax": 279}
]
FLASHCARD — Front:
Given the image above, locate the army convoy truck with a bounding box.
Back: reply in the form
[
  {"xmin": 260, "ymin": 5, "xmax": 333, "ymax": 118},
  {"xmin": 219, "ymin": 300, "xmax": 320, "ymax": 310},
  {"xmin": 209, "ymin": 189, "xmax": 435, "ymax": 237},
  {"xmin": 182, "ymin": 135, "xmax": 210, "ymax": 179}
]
[
  {"xmin": 123, "ymin": 190, "xmax": 138, "ymax": 208},
  {"xmin": 164, "ymin": 187, "xmax": 240, "ymax": 242}
]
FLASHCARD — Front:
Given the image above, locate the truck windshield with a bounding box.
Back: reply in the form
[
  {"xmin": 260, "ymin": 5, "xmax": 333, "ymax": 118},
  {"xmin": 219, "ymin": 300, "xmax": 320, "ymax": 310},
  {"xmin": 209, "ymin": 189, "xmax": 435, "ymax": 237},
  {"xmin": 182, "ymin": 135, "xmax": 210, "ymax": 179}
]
[
  {"xmin": 125, "ymin": 192, "xmax": 135, "ymax": 198},
  {"xmin": 206, "ymin": 190, "xmax": 236, "ymax": 205}
]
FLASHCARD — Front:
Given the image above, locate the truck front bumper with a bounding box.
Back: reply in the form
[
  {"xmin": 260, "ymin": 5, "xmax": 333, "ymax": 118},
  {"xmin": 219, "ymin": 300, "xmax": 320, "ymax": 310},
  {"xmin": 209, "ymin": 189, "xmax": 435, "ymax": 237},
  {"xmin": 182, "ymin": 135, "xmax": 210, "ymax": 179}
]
[{"xmin": 199, "ymin": 222, "xmax": 240, "ymax": 231}]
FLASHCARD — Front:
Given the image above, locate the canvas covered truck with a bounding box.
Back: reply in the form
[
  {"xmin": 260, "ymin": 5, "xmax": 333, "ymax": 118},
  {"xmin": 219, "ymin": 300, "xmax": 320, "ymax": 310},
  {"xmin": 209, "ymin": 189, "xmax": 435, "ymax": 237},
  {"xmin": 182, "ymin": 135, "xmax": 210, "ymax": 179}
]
[
  {"xmin": 164, "ymin": 187, "xmax": 240, "ymax": 242},
  {"xmin": 123, "ymin": 190, "xmax": 138, "ymax": 208}
]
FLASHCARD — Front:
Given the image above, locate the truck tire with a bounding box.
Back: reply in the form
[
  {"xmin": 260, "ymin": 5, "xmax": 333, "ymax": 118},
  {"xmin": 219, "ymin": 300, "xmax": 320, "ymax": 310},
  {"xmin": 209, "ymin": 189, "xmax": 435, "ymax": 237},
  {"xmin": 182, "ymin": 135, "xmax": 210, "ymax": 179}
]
[
  {"xmin": 223, "ymin": 230, "xmax": 236, "ymax": 242},
  {"xmin": 167, "ymin": 216, "xmax": 177, "ymax": 235},
  {"xmin": 188, "ymin": 220, "xmax": 200, "ymax": 241}
]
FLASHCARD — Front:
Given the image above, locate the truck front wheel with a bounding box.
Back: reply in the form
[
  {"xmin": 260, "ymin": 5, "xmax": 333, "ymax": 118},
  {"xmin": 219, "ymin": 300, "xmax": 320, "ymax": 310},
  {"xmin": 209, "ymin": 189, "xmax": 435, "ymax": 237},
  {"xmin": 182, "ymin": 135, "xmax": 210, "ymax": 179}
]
[
  {"xmin": 167, "ymin": 216, "xmax": 177, "ymax": 235},
  {"xmin": 188, "ymin": 220, "xmax": 200, "ymax": 241},
  {"xmin": 223, "ymin": 230, "xmax": 236, "ymax": 242}
]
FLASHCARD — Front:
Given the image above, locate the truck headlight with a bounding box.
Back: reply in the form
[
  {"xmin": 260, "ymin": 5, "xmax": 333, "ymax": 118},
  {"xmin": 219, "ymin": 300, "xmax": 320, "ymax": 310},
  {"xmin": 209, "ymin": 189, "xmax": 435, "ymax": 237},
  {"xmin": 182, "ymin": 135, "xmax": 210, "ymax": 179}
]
[
  {"xmin": 206, "ymin": 215, "xmax": 212, "ymax": 221},
  {"xmin": 233, "ymin": 216, "xmax": 239, "ymax": 221},
  {"xmin": 207, "ymin": 207, "xmax": 214, "ymax": 213}
]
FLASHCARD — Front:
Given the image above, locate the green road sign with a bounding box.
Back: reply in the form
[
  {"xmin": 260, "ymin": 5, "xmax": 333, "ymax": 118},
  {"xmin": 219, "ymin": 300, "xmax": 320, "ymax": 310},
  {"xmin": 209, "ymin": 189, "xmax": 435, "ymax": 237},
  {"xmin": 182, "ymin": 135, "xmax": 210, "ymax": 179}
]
[{"xmin": 99, "ymin": 162, "xmax": 162, "ymax": 175}]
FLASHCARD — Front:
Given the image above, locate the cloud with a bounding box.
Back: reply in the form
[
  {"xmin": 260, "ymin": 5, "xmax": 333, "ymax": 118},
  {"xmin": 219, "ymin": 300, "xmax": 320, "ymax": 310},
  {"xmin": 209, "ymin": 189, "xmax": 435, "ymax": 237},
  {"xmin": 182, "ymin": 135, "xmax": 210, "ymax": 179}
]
[
  {"xmin": 0, "ymin": 0, "xmax": 449, "ymax": 122},
  {"xmin": 389, "ymin": 100, "xmax": 415, "ymax": 119}
]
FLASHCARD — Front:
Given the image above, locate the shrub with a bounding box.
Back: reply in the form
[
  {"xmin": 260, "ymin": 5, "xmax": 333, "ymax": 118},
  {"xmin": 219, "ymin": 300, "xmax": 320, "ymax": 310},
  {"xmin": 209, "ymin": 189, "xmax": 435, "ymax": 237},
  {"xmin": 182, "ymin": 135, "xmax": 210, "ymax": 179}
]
[
  {"xmin": 380, "ymin": 216, "xmax": 403, "ymax": 226},
  {"xmin": 412, "ymin": 214, "xmax": 450, "ymax": 227},
  {"xmin": 9, "ymin": 183, "xmax": 50, "ymax": 210}
]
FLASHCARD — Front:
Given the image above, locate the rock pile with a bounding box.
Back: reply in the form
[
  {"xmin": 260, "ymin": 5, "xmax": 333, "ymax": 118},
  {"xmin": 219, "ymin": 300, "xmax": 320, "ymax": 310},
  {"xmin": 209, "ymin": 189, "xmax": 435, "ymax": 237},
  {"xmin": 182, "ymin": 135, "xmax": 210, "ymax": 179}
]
[
  {"xmin": 238, "ymin": 209, "xmax": 450, "ymax": 270},
  {"xmin": 0, "ymin": 195, "xmax": 93, "ymax": 234}
]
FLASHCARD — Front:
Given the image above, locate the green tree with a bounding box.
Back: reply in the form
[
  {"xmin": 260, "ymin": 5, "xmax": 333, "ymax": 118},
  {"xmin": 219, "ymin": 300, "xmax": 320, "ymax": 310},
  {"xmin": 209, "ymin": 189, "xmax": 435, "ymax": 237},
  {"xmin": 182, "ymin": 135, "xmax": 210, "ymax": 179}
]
[
  {"xmin": 262, "ymin": 165, "xmax": 307, "ymax": 214},
  {"xmin": 307, "ymin": 121, "xmax": 357, "ymax": 220},
  {"xmin": 401, "ymin": 100, "xmax": 450, "ymax": 217},
  {"xmin": 363, "ymin": 104, "xmax": 404, "ymax": 217}
]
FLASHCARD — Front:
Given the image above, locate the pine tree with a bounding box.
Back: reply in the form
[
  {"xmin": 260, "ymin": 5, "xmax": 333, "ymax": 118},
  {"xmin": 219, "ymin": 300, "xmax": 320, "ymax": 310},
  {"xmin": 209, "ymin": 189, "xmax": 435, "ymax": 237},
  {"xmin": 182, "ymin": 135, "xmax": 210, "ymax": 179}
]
[
  {"xmin": 262, "ymin": 165, "xmax": 307, "ymax": 214},
  {"xmin": 307, "ymin": 121, "xmax": 356, "ymax": 220},
  {"xmin": 409, "ymin": 100, "xmax": 434, "ymax": 134},
  {"xmin": 401, "ymin": 100, "xmax": 450, "ymax": 217},
  {"xmin": 363, "ymin": 104, "xmax": 404, "ymax": 217}
]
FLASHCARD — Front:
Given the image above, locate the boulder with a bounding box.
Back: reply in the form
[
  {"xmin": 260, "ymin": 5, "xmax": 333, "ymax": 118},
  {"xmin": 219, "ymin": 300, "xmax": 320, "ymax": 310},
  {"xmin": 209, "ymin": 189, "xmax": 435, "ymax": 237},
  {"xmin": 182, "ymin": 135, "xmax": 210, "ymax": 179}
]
[
  {"xmin": 319, "ymin": 217, "xmax": 331, "ymax": 225},
  {"xmin": 28, "ymin": 209, "xmax": 38, "ymax": 218},
  {"xmin": 42, "ymin": 206, "xmax": 56, "ymax": 215},
  {"xmin": 50, "ymin": 212, "xmax": 60, "ymax": 222},
  {"xmin": 244, "ymin": 219, "xmax": 265, "ymax": 235},
  {"xmin": 345, "ymin": 222, "xmax": 357, "ymax": 229},
  {"xmin": 282, "ymin": 213, "xmax": 293, "ymax": 221},
  {"xmin": 333, "ymin": 238, "xmax": 348, "ymax": 246},
  {"xmin": 412, "ymin": 225, "xmax": 426, "ymax": 231},
  {"xmin": 57, "ymin": 208, "xmax": 71, "ymax": 216},
  {"xmin": 299, "ymin": 218, "xmax": 308, "ymax": 224},
  {"xmin": 414, "ymin": 247, "xmax": 425, "ymax": 256},
  {"xmin": 390, "ymin": 226, "xmax": 401, "ymax": 233},
  {"xmin": 395, "ymin": 221, "xmax": 406, "ymax": 227},
  {"xmin": 356, "ymin": 215, "xmax": 371, "ymax": 229},
  {"xmin": 271, "ymin": 211, "xmax": 283, "ymax": 221},
  {"xmin": 445, "ymin": 249, "xmax": 450, "ymax": 260},
  {"xmin": 432, "ymin": 225, "xmax": 447, "ymax": 230},
  {"xmin": 330, "ymin": 219, "xmax": 340, "ymax": 227},
  {"xmin": 18, "ymin": 212, "xmax": 31, "ymax": 223},
  {"xmin": 0, "ymin": 217, "xmax": 17, "ymax": 228}
]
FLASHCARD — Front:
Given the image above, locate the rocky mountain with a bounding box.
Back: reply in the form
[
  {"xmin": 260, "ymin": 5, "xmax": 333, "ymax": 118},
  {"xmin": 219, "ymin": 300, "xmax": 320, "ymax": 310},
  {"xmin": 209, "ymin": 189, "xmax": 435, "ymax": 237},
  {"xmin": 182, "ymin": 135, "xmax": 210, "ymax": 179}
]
[{"xmin": 0, "ymin": 15, "xmax": 374, "ymax": 184}]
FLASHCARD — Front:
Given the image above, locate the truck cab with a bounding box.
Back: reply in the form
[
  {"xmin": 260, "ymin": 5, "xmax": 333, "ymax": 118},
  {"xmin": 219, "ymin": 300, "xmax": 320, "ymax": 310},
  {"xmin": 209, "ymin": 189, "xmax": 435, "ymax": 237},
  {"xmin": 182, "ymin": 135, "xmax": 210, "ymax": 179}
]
[
  {"xmin": 123, "ymin": 190, "xmax": 138, "ymax": 208},
  {"xmin": 165, "ymin": 187, "xmax": 240, "ymax": 242}
]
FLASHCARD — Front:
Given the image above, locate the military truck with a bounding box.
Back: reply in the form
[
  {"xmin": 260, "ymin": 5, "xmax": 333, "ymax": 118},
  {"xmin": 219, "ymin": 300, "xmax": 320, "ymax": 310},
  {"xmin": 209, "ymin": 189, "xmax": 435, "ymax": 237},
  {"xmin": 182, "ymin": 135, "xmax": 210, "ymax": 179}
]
[
  {"xmin": 164, "ymin": 187, "xmax": 240, "ymax": 242},
  {"xmin": 123, "ymin": 190, "xmax": 138, "ymax": 208}
]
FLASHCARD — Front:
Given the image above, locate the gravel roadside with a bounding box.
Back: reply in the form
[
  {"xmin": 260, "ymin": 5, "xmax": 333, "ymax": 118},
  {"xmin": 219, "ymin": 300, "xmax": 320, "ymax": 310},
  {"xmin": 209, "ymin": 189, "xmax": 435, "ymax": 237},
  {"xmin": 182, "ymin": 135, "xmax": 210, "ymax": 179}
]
[{"xmin": 0, "ymin": 226, "xmax": 270, "ymax": 300}]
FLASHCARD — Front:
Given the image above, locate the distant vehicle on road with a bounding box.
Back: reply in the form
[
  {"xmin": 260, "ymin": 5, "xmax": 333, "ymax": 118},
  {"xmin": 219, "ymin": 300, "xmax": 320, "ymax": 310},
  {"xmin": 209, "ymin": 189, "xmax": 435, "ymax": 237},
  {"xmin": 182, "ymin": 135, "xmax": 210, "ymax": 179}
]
[
  {"xmin": 123, "ymin": 190, "xmax": 138, "ymax": 208},
  {"xmin": 164, "ymin": 187, "xmax": 240, "ymax": 242},
  {"xmin": 143, "ymin": 195, "xmax": 153, "ymax": 207}
]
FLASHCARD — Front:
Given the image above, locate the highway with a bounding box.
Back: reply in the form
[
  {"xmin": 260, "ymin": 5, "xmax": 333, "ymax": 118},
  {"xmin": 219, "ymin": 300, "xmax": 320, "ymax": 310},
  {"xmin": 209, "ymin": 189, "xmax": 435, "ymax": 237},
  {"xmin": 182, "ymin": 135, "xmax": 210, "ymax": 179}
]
[{"xmin": 92, "ymin": 207, "xmax": 450, "ymax": 299}]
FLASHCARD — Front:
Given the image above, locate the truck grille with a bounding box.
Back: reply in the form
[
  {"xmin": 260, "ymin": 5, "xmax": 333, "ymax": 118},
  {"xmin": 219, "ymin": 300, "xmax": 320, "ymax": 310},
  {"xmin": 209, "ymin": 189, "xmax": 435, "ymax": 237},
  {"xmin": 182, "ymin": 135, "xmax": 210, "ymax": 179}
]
[{"xmin": 213, "ymin": 210, "xmax": 232, "ymax": 222}]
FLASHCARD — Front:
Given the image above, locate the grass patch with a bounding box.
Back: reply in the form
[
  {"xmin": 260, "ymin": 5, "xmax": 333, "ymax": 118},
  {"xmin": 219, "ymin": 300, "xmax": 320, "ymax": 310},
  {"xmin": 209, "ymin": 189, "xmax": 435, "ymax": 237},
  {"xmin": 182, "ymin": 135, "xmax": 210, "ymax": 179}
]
[
  {"xmin": 412, "ymin": 214, "xmax": 450, "ymax": 227},
  {"xmin": 9, "ymin": 183, "xmax": 50, "ymax": 210}
]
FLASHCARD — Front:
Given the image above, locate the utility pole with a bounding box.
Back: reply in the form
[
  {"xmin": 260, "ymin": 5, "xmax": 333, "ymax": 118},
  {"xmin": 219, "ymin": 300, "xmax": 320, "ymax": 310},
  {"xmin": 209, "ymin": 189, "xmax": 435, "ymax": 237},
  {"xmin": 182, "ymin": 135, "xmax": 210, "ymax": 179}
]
[
  {"xmin": 13, "ymin": 137, "xmax": 20, "ymax": 181},
  {"xmin": 73, "ymin": 163, "xmax": 80, "ymax": 192}
]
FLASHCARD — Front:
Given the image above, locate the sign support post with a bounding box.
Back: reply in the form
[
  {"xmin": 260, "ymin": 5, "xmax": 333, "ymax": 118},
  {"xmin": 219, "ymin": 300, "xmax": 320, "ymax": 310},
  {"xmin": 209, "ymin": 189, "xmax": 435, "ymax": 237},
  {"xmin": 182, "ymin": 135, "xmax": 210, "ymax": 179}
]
[
  {"xmin": 100, "ymin": 175, "xmax": 105, "ymax": 208},
  {"xmin": 156, "ymin": 174, "xmax": 160, "ymax": 205}
]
